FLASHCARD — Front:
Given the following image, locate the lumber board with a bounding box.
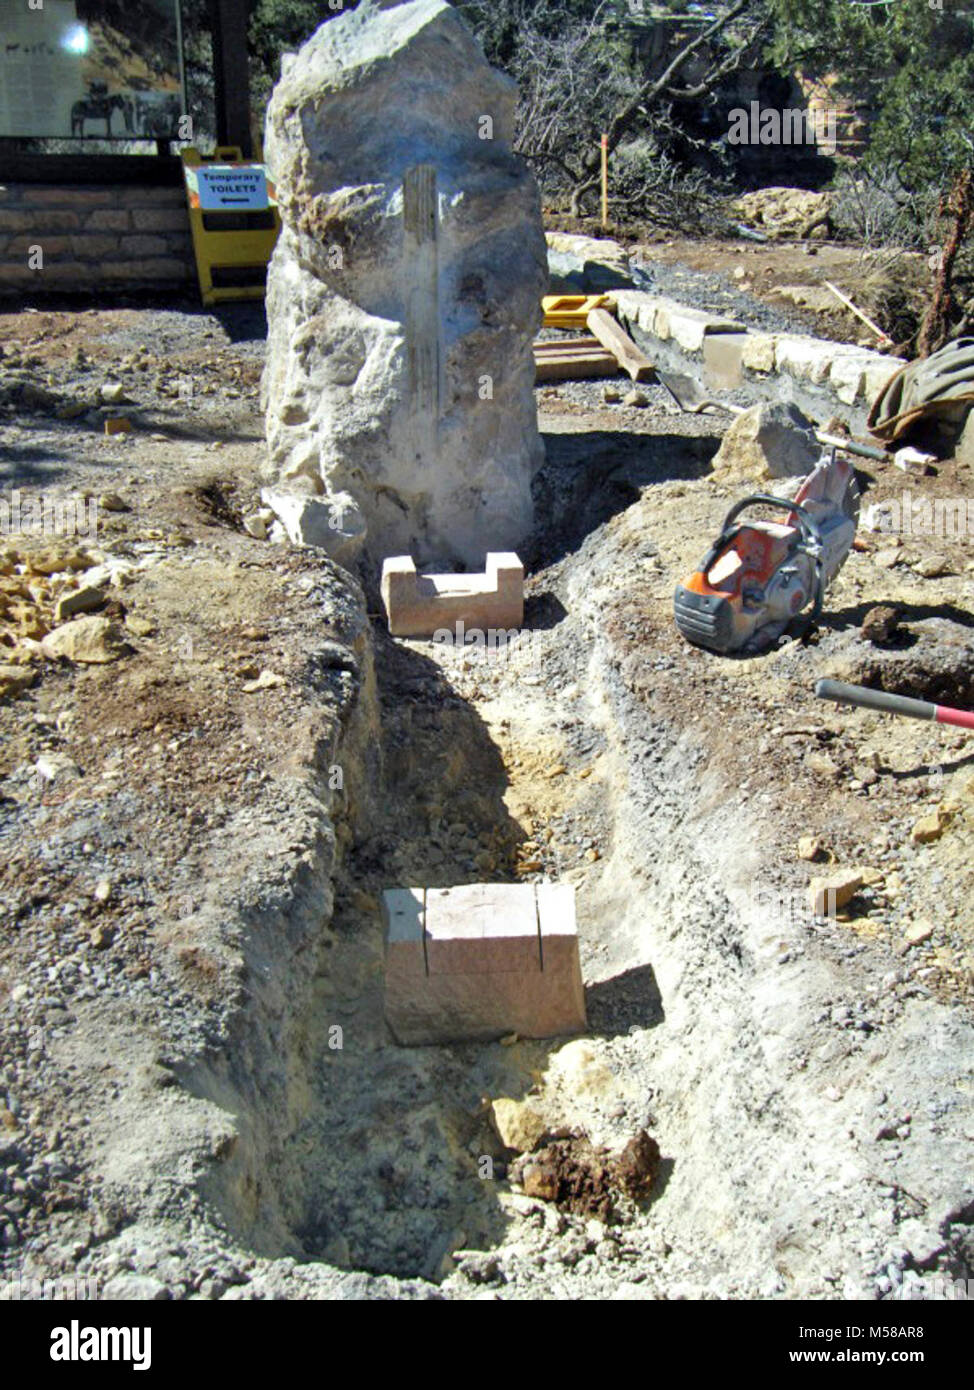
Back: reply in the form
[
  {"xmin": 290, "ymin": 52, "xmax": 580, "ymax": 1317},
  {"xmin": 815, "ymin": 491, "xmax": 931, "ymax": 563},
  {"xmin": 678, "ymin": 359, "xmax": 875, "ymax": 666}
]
[
  {"xmin": 586, "ymin": 307, "xmax": 655, "ymax": 382},
  {"xmin": 534, "ymin": 349, "xmax": 620, "ymax": 382},
  {"xmin": 533, "ymin": 336, "xmax": 603, "ymax": 354}
]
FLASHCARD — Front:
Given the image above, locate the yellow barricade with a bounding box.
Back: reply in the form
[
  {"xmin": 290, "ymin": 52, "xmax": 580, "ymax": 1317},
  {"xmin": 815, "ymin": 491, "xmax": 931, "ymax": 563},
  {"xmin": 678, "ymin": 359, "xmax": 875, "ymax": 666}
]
[{"xmin": 180, "ymin": 147, "xmax": 281, "ymax": 306}]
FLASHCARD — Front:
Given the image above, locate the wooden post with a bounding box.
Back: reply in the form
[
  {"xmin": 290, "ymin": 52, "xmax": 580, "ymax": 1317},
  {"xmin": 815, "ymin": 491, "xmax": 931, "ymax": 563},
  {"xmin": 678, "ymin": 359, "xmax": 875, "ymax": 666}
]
[
  {"xmin": 600, "ymin": 134, "xmax": 608, "ymax": 231},
  {"xmin": 210, "ymin": 0, "xmax": 253, "ymax": 157}
]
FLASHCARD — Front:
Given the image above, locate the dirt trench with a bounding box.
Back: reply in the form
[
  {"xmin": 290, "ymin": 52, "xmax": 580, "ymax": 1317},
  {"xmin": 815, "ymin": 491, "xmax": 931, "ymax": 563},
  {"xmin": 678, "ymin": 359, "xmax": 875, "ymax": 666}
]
[{"xmin": 185, "ymin": 426, "xmax": 973, "ymax": 1298}]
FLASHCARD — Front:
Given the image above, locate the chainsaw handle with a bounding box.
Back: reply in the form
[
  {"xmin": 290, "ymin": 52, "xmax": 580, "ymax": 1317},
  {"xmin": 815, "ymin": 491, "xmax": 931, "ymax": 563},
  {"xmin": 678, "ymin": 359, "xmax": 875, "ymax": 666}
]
[
  {"xmin": 719, "ymin": 494, "xmax": 824, "ymax": 543},
  {"xmin": 699, "ymin": 494, "xmax": 824, "ymax": 573}
]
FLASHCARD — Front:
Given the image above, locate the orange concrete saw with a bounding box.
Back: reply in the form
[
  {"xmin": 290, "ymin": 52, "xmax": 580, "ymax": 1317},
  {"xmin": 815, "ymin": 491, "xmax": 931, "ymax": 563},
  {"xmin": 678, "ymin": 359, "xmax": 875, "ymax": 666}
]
[{"xmin": 673, "ymin": 451, "xmax": 859, "ymax": 654}]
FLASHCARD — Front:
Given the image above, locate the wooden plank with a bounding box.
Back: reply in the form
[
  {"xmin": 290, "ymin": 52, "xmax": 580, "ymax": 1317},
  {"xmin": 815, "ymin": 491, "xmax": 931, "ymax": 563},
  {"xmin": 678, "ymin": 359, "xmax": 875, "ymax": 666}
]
[
  {"xmin": 533, "ymin": 336, "xmax": 604, "ymax": 354},
  {"xmin": 586, "ymin": 307, "xmax": 655, "ymax": 382},
  {"xmin": 534, "ymin": 348, "xmax": 616, "ymax": 367},
  {"xmin": 535, "ymin": 349, "xmax": 620, "ymax": 383}
]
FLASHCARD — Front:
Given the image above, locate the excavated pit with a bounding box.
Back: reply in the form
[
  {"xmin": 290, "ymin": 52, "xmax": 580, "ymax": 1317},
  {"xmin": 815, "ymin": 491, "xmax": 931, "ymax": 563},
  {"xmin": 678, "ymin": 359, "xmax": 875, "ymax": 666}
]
[{"xmin": 190, "ymin": 421, "xmax": 973, "ymax": 1297}]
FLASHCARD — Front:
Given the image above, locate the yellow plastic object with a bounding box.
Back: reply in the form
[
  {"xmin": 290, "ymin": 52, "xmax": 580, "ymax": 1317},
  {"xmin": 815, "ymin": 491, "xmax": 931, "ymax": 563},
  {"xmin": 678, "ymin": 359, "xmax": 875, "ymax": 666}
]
[
  {"xmin": 542, "ymin": 293, "xmax": 616, "ymax": 327},
  {"xmin": 180, "ymin": 147, "xmax": 281, "ymax": 306}
]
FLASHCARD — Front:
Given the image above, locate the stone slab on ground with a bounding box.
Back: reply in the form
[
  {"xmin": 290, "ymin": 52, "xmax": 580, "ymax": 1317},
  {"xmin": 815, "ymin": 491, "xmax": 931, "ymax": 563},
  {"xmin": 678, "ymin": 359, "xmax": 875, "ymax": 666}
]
[{"xmin": 382, "ymin": 882, "xmax": 587, "ymax": 1044}]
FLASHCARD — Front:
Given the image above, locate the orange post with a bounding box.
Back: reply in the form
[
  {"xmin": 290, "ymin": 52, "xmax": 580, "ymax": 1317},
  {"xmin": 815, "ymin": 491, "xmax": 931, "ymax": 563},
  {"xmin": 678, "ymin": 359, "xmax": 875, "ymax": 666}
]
[{"xmin": 600, "ymin": 134, "xmax": 608, "ymax": 230}]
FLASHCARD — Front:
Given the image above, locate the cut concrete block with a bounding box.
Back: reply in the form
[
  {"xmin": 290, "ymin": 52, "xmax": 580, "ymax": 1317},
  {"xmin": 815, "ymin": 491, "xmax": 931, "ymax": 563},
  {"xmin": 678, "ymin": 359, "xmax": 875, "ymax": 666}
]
[
  {"xmin": 383, "ymin": 881, "xmax": 586, "ymax": 1045},
  {"xmin": 537, "ymin": 882, "xmax": 580, "ymax": 971},
  {"xmin": 381, "ymin": 888, "xmax": 427, "ymax": 982},
  {"xmin": 426, "ymin": 884, "xmax": 540, "ymax": 974},
  {"xmin": 537, "ymin": 882, "xmax": 587, "ymax": 1028},
  {"xmin": 703, "ymin": 331, "xmax": 746, "ymax": 388},
  {"xmin": 381, "ymin": 552, "xmax": 524, "ymax": 638}
]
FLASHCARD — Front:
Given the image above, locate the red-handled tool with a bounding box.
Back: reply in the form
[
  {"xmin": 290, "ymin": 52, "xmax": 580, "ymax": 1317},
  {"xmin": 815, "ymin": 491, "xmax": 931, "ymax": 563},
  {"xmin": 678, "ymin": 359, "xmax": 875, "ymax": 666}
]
[{"xmin": 815, "ymin": 678, "xmax": 974, "ymax": 730}]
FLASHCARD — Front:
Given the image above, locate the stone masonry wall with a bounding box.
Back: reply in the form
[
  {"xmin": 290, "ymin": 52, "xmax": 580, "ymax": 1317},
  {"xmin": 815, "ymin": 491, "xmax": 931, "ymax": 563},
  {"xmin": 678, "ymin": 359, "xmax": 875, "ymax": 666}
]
[{"xmin": 0, "ymin": 183, "xmax": 194, "ymax": 294}]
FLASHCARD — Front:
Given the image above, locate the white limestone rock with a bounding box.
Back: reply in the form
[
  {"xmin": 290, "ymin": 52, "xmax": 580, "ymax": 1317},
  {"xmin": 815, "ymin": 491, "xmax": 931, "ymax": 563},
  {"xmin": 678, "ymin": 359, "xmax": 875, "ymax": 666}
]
[{"xmin": 262, "ymin": 0, "xmax": 546, "ymax": 567}]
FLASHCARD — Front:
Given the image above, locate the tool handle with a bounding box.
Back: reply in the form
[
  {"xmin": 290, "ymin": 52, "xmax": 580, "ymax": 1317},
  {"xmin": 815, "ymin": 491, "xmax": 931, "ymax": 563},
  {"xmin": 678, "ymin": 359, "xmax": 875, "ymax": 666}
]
[
  {"xmin": 815, "ymin": 679, "xmax": 937, "ymax": 721},
  {"xmin": 815, "ymin": 432, "xmax": 888, "ymax": 462}
]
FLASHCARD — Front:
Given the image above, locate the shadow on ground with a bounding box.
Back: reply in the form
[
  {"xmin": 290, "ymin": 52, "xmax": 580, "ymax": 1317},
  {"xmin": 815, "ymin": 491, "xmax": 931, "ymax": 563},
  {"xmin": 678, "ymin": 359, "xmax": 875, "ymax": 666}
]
[{"xmin": 530, "ymin": 427, "xmax": 719, "ymax": 570}]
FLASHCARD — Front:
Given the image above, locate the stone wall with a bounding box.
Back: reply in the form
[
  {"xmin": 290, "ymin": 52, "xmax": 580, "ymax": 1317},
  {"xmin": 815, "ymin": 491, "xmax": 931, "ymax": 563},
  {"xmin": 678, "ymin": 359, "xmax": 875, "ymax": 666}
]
[
  {"xmin": 0, "ymin": 183, "xmax": 194, "ymax": 294},
  {"xmin": 614, "ymin": 288, "xmax": 905, "ymax": 431}
]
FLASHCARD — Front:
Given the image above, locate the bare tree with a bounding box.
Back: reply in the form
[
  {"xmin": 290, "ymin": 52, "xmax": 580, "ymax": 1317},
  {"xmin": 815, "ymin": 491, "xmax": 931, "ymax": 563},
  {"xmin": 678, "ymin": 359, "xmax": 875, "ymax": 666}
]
[{"xmin": 462, "ymin": 0, "xmax": 770, "ymax": 219}]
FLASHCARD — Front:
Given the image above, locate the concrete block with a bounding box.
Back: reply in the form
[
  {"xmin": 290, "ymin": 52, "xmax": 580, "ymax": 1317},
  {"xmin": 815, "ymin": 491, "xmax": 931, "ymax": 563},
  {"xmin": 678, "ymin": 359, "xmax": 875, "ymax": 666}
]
[
  {"xmin": 383, "ymin": 882, "xmax": 586, "ymax": 1045},
  {"xmin": 0, "ymin": 209, "xmax": 81, "ymax": 233},
  {"xmin": 381, "ymin": 552, "xmax": 524, "ymax": 638},
  {"xmin": 31, "ymin": 187, "xmax": 116, "ymax": 207},
  {"xmin": 537, "ymin": 882, "xmax": 587, "ymax": 1036},
  {"xmin": 6, "ymin": 234, "xmax": 73, "ymax": 257},
  {"xmin": 122, "ymin": 187, "xmax": 186, "ymax": 207},
  {"xmin": 70, "ymin": 234, "xmax": 119, "ymax": 259},
  {"xmin": 742, "ymin": 332, "xmax": 777, "ymax": 373},
  {"xmin": 137, "ymin": 256, "xmax": 194, "ymax": 281},
  {"xmin": 381, "ymin": 888, "xmax": 427, "ymax": 982},
  {"xmin": 85, "ymin": 210, "xmax": 131, "ymax": 232},
  {"xmin": 426, "ymin": 884, "xmax": 540, "ymax": 974},
  {"xmin": 126, "ymin": 234, "xmax": 169, "ymax": 257},
  {"xmin": 132, "ymin": 208, "xmax": 189, "ymax": 233},
  {"xmin": 703, "ymin": 331, "xmax": 746, "ymax": 388}
]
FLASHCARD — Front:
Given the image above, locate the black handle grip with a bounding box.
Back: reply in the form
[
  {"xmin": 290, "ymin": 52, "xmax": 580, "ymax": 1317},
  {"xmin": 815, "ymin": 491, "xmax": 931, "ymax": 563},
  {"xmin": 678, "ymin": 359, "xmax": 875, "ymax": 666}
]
[{"xmin": 814, "ymin": 679, "xmax": 936, "ymax": 721}]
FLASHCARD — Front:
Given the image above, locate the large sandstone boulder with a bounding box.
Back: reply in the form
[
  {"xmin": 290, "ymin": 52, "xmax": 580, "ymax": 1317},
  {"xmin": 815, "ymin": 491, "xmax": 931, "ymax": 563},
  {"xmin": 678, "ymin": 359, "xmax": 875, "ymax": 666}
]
[{"xmin": 262, "ymin": 0, "xmax": 547, "ymax": 568}]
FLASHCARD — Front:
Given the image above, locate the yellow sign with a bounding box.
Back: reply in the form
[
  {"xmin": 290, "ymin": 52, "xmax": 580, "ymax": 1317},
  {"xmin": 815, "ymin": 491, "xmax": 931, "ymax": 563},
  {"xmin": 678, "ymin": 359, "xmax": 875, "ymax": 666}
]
[{"xmin": 180, "ymin": 147, "xmax": 281, "ymax": 306}]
